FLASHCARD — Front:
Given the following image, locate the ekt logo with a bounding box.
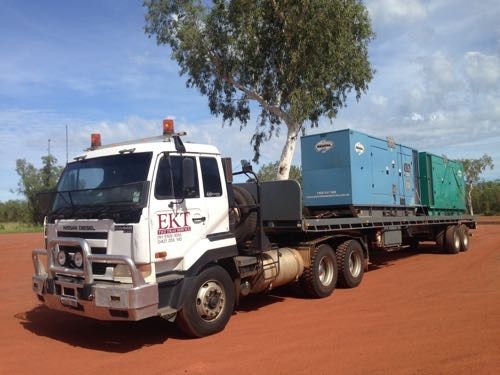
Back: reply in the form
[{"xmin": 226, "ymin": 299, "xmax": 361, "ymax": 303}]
[{"xmin": 157, "ymin": 212, "xmax": 191, "ymax": 234}]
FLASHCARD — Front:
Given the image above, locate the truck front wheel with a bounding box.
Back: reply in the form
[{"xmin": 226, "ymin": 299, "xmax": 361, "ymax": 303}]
[
  {"xmin": 336, "ymin": 240, "xmax": 365, "ymax": 288},
  {"xmin": 300, "ymin": 244, "xmax": 338, "ymax": 298},
  {"xmin": 176, "ymin": 265, "xmax": 235, "ymax": 338}
]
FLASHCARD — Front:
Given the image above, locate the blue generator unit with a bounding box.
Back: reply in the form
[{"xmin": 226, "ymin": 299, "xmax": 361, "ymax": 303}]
[{"xmin": 301, "ymin": 129, "xmax": 419, "ymax": 216}]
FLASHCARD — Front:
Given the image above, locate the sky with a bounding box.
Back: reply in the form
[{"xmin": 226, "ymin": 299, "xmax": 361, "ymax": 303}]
[{"xmin": 0, "ymin": 0, "xmax": 499, "ymax": 201}]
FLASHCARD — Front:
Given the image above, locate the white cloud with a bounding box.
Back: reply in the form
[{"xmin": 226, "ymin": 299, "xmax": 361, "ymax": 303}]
[
  {"xmin": 370, "ymin": 94, "xmax": 388, "ymax": 107},
  {"xmin": 410, "ymin": 112, "xmax": 424, "ymax": 121},
  {"xmin": 463, "ymin": 51, "xmax": 500, "ymax": 91},
  {"xmin": 421, "ymin": 52, "xmax": 458, "ymax": 90},
  {"xmin": 367, "ymin": 0, "xmax": 427, "ymax": 25}
]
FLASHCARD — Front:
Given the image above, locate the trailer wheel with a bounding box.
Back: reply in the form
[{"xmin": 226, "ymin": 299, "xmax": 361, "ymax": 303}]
[
  {"xmin": 435, "ymin": 229, "xmax": 445, "ymax": 250},
  {"xmin": 176, "ymin": 265, "xmax": 235, "ymax": 338},
  {"xmin": 445, "ymin": 225, "xmax": 460, "ymax": 254},
  {"xmin": 300, "ymin": 244, "xmax": 338, "ymax": 298},
  {"xmin": 336, "ymin": 240, "xmax": 365, "ymax": 288},
  {"xmin": 231, "ymin": 185, "xmax": 257, "ymax": 243},
  {"xmin": 458, "ymin": 225, "xmax": 470, "ymax": 252}
]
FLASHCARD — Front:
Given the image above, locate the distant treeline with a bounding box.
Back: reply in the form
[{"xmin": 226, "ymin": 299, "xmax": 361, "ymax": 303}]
[
  {"xmin": 0, "ymin": 200, "xmax": 31, "ymax": 223},
  {"xmin": 471, "ymin": 181, "xmax": 500, "ymax": 215}
]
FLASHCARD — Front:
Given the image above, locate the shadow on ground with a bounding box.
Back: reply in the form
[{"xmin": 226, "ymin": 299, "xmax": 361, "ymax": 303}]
[
  {"xmin": 16, "ymin": 306, "xmax": 184, "ymax": 353},
  {"xmin": 17, "ymin": 243, "xmax": 450, "ymax": 351},
  {"xmin": 368, "ymin": 242, "xmax": 448, "ymax": 272},
  {"xmin": 17, "ymin": 293, "xmax": 290, "ymax": 352}
]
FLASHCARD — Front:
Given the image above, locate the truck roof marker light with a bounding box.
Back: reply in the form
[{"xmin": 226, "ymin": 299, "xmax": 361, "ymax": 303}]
[
  {"xmin": 91, "ymin": 133, "xmax": 101, "ymax": 149},
  {"xmin": 163, "ymin": 119, "xmax": 174, "ymax": 136}
]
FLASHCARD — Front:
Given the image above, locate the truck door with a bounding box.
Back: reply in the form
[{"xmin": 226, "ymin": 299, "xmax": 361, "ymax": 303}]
[
  {"xmin": 149, "ymin": 153, "xmax": 207, "ymax": 272},
  {"xmin": 198, "ymin": 155, "xmax": 230, "ymax": 236}
]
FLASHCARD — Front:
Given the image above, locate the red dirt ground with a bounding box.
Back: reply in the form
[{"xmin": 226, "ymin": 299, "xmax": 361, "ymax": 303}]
[{"xmin": 1, "ymin": 223, "xmax": 499, "ymax": 374}]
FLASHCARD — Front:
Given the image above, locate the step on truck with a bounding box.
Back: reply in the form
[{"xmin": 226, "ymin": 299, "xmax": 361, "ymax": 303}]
[{"xmin": 32, "ymin": 121, "xmax": 475, "ymax": 337}]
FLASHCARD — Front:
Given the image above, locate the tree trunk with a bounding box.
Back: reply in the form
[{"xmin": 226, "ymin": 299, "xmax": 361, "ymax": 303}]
[
  {"xmin": 467, "ymin": 184, "xmax": 474, "ymax": 215},
  {"xmin": 276, "ymin": 123, "xmax": 299, "ymax": 180}
]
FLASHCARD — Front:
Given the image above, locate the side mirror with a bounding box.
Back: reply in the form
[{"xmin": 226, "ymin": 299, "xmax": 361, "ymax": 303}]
[
  {"xmin": 241, "ymin": 160, "xmax": 253, "ymax": 173},
  {"xmin": 182, "ymin": 158, "xmax": 195, "ymax": 191}
]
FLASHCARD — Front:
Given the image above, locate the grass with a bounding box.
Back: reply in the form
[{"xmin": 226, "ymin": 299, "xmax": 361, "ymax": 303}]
[{"xmin": 0, "ymin": 222, "xmax": 43, "ymax": 234}]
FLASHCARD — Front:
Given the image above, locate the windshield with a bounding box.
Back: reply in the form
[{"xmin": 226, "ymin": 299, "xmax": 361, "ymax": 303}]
[{"xmin": 45, "ymin": 152, "xmax": 153, "ymax": 222}]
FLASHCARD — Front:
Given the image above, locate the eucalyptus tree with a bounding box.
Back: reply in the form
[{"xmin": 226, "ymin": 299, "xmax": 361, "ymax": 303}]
[
  {"xmin": 459, "ymin": 155, "xmax": 494, "ymax": 215},
  {"xmin": 145, "ymin": 0, "xmax": 374, "ymax": 179}
]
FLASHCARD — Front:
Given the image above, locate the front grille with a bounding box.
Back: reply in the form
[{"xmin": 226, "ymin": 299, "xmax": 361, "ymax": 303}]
[{"xmin": 57, "ymin": 231, "xmax": 108, "ymax": 240}]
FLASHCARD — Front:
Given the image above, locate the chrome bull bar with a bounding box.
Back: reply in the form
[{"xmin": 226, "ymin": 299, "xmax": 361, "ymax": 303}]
[
  {"xmin": 32, "ymin": 237, "xmax": 159, "ymax": 321},
  {"xmin": 32, "ymin": 237, "xmax": 145, "ymax": 287}
]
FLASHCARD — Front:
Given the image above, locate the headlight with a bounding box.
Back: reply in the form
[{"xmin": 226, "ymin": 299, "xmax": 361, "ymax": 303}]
[
  {"xmin": 56, "ymin": 250, "xmax": 67, "ymax": 266},
  {"xmin": 73, "ymin": 251, "xmax": 84, "ymax": 268},
  {"xmin": 113, "ymin": 264, "xmax": 131, "ymax": 278}
]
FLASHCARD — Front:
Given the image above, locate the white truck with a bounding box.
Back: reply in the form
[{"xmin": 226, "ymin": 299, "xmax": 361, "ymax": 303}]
[{"xmin": 32, "ymin": 120, "xmax": 475, "ymax": 337}]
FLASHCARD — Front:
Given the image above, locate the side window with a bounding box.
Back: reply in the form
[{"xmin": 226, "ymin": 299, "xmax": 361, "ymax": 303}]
[
  {"xmin": 155, "ymin": 155, "xmax": 199, "ymax": 199},
  {"xmin": 200, "ymin": 157, "xmax": 222, "ymax": 197}
]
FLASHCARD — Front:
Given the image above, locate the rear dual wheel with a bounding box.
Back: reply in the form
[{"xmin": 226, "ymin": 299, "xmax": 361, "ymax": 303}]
[
  {"xmin": 458, "ymin": 224, "xmax": 470, "ymax": 252},
  {"xmin": 436, "ymin": 225, "xmax": 471, "ymax": 254},
  {"xmin": 301, "ymin": 244, "xmax": 338, "ymax": 298},
  {"xmin": 445, "ymin": 225, "xmax": 461, "ymax": 254},
  {"xmin": 336, "ymin": 240, "xmax": 365, "ymax": 288}
]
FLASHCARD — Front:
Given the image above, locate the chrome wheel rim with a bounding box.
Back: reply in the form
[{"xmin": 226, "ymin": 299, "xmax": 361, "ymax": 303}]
[
  {"xmin": 195, "ymin": 280, "xmax": 226, "ymax": 322},
  {"xmin": 454, "ymin": 232, "xmax": 460, "ymax": 249},
  {"xmin": 349, "ymin": 251, "xmax": 362, "ymax": 278},
  {"xmin": 462, "ymin": 230, "xmax": 469, "ymax": 247},
  {"xmin": 318, "ymin": 256, "xmax": 335, "ymax": 286}
]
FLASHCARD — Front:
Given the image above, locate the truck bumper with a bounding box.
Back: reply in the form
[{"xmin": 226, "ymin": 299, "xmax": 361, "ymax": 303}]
[{"xmin": 32, "ymin": 238, "xmax": 159, "ymax": 321}]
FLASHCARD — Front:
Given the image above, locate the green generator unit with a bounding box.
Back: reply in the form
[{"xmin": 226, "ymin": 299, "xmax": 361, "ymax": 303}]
[{"xmin": 418, "ymin": 153, "xmax": 466, "ymax": 215}]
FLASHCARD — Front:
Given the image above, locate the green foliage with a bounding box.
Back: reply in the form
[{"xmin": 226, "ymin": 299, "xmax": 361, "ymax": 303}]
[
  {"xmin": 460, "ymin": 155, "xmax": 494, "ymax": 185},
  {"xmin": 256, "ymin": 161, "xmax": 301, "ymax": 184},
  {"xmin": 471, "ymin": 180, "xmax": 500, "ymax": 215},
  {"xmin": 458, "ymin": 154, "xmax": 494, "ymax": 215},
  {"xmin": 144, "ymin": 0, "xmax": 374, "ymax": 168},
  {"xmin": 0, "ymin": 222, "xmax": 43, "ymax": 234},
  {"xmin": 0, "ymin": 200, "xmax": 31, "ymax": 223},
  {"xmin": 13, "ymin": 154, "xmax": 63, "ymax": 223}
]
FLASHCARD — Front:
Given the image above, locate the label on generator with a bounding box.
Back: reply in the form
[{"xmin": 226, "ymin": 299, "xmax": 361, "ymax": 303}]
[
  {"xmin": 315, "ymin": 139, "xmax": 334, "ymax": 153},
  {"xmin": 354, "ymin": 142, "xmax": 365, "ymax": 155}
]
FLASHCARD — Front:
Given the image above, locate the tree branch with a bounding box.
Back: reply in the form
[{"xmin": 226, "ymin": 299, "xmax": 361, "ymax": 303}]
[{"xmin": 210, "ymin": 55, "xmax": 295, "ymax": 127}]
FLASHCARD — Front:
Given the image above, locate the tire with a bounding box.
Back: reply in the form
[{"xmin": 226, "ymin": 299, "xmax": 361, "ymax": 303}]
[
  {"xmin": 458, "ymin": 224, "xmax": 470, "ymax": 252},
  {"xmin": 336, "ymin": 240, "xmax": 365, "ymax": 288},
  {"xmin": 300, "ymin": 244, "xmax": 338, "ymax": 298},
  {"xmin": 176, "ymin": 266, "xmax": 235, "ymax": 338},
  {"xmin": 445, "ymin": 225, "xmax": 460, "ymax": 254},
  {"xmin": 231, "ymin": 185, "xmax": 257, "ymax": 243},
  {"xmin": 435, "ymin": 229, "xmax": 445, "ymax": 250}
]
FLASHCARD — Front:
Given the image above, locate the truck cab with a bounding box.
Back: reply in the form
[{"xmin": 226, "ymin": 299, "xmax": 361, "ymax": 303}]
[{"xmin": 32, "ymin": 122, "xmax": 237, "ymax": 326}]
